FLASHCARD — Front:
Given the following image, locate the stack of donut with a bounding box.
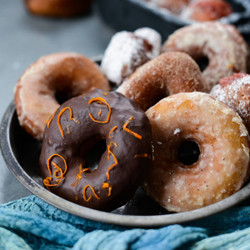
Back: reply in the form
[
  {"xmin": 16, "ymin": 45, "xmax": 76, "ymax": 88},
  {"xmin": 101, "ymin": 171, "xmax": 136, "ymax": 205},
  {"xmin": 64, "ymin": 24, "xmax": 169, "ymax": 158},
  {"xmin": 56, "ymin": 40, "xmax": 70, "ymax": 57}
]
[{"xmin": 14, "ymin": 22, "xmax": 250, "ymax": 212}]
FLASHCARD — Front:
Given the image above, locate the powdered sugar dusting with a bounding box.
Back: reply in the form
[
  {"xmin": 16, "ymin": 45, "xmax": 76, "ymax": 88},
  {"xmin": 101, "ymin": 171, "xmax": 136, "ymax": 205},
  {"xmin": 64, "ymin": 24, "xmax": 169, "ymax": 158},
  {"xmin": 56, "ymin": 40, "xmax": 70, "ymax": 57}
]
[
  {"xmin": 101, "ymin": 28, "xmax": 161, "ymax": 86},
  {"xmin": 134, "ymin": 27, "xmax": 162, "ymax": 58},
  {"xmin": 210, "ymin": 74, "xmax": 250, "ymax": 129}
]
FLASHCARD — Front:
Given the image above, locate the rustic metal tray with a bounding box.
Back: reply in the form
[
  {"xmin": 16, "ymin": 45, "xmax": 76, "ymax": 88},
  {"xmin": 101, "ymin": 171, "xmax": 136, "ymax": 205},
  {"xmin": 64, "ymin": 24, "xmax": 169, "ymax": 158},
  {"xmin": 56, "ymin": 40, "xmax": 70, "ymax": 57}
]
[{"xmin": 1, "ymin": 99, "xmax": 250, "ymax": 228}]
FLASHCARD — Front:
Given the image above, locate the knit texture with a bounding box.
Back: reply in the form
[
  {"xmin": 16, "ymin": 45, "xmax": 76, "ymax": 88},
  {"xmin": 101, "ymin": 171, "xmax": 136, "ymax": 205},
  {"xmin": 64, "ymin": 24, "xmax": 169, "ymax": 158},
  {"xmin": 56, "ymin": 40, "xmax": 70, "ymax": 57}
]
[{"xmin": 0, "ymin": 195, "xmax": 249, "ymax": 249}]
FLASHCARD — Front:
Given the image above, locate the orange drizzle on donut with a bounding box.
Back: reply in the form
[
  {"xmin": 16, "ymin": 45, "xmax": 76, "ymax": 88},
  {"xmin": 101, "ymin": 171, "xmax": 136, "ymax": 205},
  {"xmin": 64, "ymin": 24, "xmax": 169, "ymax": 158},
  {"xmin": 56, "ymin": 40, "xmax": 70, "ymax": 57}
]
[
  {"xmin": 46, "ymin": 108, "xmax": 58, "ymax": 128},
  {"xmin": 102, "ymin": 182, "xmax": 112, "ymax": 196},
  {"xmin": 57, "ymin": 107, "xmax": 80, "ymax": 138},
  {"xmin": 88, "ymin": 97, "xmax": 111, "ymax": 124},
  {"xmin": 108, "ymin": 126, "xmax": 118, "ymax": 139},
  {"xmin": 106, "ymin": 141, "xmax": 118, "ymax": 180},
  {"xmin": 98, "ymin": 109, "xmax": 102, "ymax": 116},
  {"xmin": 47, "ymin": 154, "xmax": 67, "ymax": 176},
  {"xmin": 72, "ymin": 164, "xmax": 91, "ymax": 187},
  {"xmin": 123, "ymin": 116, "xmax": 142, "ymax": 140},
  {"xmin": 134, "ymin": 153, "xmax": 151, "ymax": 159},
  {"xmin": 43, "ymin": 154, "xmax": 67, "ymax": 188},
  {"xmin": 83, "ymin": 185, "xmax": 100, "ymax": 202}
]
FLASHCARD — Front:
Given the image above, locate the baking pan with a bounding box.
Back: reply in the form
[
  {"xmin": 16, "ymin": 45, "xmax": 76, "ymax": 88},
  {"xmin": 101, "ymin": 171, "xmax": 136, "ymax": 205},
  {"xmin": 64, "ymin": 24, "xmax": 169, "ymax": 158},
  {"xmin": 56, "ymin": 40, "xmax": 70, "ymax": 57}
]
[
  {"xmin": 1, "ymin": 74, "xmax": 250, "ymax": 228},
  {"xmin": 96, "ymin": 0, "xmax": 250, "ymax": 43}
]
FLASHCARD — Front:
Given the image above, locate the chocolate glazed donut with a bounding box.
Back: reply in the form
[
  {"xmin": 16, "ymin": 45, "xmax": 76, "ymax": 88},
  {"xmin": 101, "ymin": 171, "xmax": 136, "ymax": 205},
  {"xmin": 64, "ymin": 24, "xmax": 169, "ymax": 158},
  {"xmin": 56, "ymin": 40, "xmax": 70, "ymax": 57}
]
[{"xmin": 39, "ymin": 89, "xmax": 152, "ymax": 211}]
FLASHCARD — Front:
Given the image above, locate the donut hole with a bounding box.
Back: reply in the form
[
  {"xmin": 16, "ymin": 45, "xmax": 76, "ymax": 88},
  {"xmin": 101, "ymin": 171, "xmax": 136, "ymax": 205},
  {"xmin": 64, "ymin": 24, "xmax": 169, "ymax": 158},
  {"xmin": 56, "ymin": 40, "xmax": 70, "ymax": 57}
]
[
  {"xmin": 84, "ymin": 138, "xmax": 106, "ymax": 171},
  {"xmin": 195, "ymin": 56, "xmax": 209, "ymax": 72},
  {"xmin": 55, "ymin": 87, "xmax": 75, "ymax": 105},
  {"xmin": 147, "ymin": 92, "xmax": 169, "ymax": 111},
  {"xmin": 177, "ymin": 140, "xmax": 200, "ymax": 165}
]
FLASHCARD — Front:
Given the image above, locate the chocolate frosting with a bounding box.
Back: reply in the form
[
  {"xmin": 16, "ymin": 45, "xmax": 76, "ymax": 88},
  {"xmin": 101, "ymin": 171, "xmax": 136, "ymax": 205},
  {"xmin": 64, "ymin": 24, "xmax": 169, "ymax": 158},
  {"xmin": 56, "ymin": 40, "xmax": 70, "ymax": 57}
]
[{"xmin": 39, "ymin": 89, "xmax": 152, "ymax": 211}]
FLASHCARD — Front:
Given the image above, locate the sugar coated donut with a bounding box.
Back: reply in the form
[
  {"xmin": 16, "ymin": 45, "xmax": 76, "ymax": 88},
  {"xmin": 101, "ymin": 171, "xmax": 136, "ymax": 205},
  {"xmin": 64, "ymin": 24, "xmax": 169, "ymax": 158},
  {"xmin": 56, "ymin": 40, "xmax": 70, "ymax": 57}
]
[
  {"xmin": 182, "ymin": 0, "xmax": 232, "ymax": 22},
  {"xmin": 101, "ymin": 27, "xmax": 161, "ymax": 86},
  {"xmin": 24, "ymin": 0, "xmax": 92, "ymax": 17},
  {"xmin": 117, "ymin": 51, "xmax": 205, "ymax": 111},
  {"xmin": 143, "ymin": 92, "xmax": 250, "ymax": 212},
  {"xmin": 162, "ymin": 22, "xmax": 248, "ymax": 91},
  {"xmin": 15, "ymin": 52, "xmax": 110, "ymax": 140},
  {"xmin": 210, "ymin": 73, "xmax": 250, "ymax": 132},
  {"xmin": 39, "ymin": 89, "xmax": 152, "ymax": 211}
]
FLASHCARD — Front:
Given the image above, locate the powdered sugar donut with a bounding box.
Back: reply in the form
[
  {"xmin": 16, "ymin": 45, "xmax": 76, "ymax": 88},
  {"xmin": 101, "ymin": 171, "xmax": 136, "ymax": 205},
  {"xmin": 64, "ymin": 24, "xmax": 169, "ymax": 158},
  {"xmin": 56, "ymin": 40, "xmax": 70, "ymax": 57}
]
[
  {"xmin": 100, "ymin": 27, "xmax": 161, "ymax": 86},
  {"xmin": 118, "ymin": 52, "xmax": 205, "ymax": 111},
  {"xmin": 210, "ymin": 73, "xmax": 250, "ymax": 132},
  {"xmin": 162, "ymin": 22, "xmax": 248, "ymax": 91},
  {"xmin": 144, "ymin": 92, "xmax": 249, "ymax": 212}
]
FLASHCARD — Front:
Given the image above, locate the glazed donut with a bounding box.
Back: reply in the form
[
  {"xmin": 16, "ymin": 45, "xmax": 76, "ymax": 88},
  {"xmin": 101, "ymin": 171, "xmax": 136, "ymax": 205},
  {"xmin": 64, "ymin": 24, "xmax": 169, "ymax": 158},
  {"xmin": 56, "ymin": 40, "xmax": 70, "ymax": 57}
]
[
  {"xmin": 117, "ymin": 51, "xmax": 205, "ymax": 111},
  {"xmin": 39, "ymin": 89, "xmax": 152, "ymax": 211},
  {"xmin": 101, "ymin": 27, "xmax": 161, "ymax": 86},
  {"xmin": 162, "ymin": 22, "xmax": 249, "ymax": 91},
  {"xmin": 210, "ymin": 73, "xmax": 250, "ymax": 132},
  {"xmin": 182, "ymin": 0, "xmax": 232, "ymax": 22},
  {"xmin": 144, "ymin": 0, "xmax": 191, "ymax": 14},
  {"xmin": 24, "ymin": 0, "xmax": 92, "ymax": 17},
  {"xmin": 15, "ymin": 52, "xmax": 110, "ymax": 140},
  {"xmin": 143, "ymin": 92, "xmax": 250, "ymax": 212}
]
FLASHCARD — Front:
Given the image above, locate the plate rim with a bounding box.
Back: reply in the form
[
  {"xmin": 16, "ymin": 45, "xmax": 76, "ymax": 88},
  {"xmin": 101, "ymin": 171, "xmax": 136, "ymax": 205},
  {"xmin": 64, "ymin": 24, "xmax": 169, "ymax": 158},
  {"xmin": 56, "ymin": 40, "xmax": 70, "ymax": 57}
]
[{"xmin": 1, "ymin": 100, "xmax": 250, "ymax": 228}]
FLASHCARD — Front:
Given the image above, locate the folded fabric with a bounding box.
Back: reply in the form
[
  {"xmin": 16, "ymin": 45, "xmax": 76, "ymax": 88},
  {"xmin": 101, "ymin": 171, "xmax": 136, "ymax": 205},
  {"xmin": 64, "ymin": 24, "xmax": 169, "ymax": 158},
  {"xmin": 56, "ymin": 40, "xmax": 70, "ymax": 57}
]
[{"xmin": 0, "ymin": 195, "xmax": 249, "ymax": 250}]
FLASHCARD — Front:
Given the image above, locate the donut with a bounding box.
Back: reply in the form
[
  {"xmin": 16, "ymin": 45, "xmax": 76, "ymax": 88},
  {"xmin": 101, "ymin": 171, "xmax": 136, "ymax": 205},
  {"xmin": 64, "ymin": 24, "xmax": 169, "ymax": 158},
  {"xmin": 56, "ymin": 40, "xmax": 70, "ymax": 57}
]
[
  {"xmin": 100, "ymin": 27, "xmax": 161, "ymax": 86},
  {"xmin": 143, "ymin": 92, "xmax": 250, "ymax": 212},
  {"xmin": 15, "ymin": 52, "xmax": 110, "ymax": 140},
  {"xmin": 162, "ymin": 22, "xmax": 249, "ymax": 92},
  {"xmin": 117, "ymin": 51, "xmax": 205, "ymax": 111},
  {"xmin": 144, "ymin": 0, "xmax": 191, "ymax": 14},
  {"xmin": 182, "ymin": 0, "xmax": 232, "ymax": 22},
  {"xmin": 39, "ymin": 89, "xmax": 152, "ymax": 211},
  {"xmin": 210, "ymin": 73, "xmax": 250, "ymax": 132},
  {"xmin": 24, "ymin": 0, "xmax": 92, "ymax": 17}
]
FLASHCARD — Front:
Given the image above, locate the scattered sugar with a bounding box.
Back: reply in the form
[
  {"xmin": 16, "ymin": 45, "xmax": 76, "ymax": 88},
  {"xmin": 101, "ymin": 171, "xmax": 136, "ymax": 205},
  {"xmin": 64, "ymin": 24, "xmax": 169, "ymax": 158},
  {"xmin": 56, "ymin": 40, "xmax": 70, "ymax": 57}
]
[
  {"xmin": 210, "ymin": 75, "xmax": 249, "ymax": 126},
  {"xmin": 134, "ymin": 27, "xmax": 161, "ymax": 58},
  {"xmin": 173, "ymin": 128, "xmax": 181, "ymax": 135}
]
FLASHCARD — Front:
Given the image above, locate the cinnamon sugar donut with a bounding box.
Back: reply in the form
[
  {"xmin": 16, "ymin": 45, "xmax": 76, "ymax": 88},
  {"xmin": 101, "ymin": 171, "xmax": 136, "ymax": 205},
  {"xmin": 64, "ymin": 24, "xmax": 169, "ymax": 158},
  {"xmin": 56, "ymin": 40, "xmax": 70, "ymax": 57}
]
[
  {"xmin": 210, "ymin": 73, "xmax": 250, "ymax": 132},
  {"xmin": 117, "ymin": 51, "xmax": 205, "ymax": 111},
  {"xmin": 15, "ymin": 52, "xmax": 110, "ymax": 140},
  {"xmin": 143, "ymin": 92, "xmax": 250, "ymax": 212},
  {"xmin": 162, "ymin": 22, "xmax": 248, "ymax": 91},
  {"xmin": 182, "ymin": 0, "xmax": 232, "ymax": 22},
  {"xmin": 24, "ymin": 0, "xmax": 92, "ymax": 17},
  {"xmin": 101, "ymin": 27, "xmax": 161, "ymax": 86}
]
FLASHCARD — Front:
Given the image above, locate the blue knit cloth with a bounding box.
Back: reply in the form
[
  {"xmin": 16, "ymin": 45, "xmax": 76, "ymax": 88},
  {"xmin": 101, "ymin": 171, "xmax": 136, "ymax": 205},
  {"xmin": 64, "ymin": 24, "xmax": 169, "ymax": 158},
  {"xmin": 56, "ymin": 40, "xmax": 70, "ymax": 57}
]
[{"xmin": 0, "ymin": 196, "xmax": 250, "ymax": 249}]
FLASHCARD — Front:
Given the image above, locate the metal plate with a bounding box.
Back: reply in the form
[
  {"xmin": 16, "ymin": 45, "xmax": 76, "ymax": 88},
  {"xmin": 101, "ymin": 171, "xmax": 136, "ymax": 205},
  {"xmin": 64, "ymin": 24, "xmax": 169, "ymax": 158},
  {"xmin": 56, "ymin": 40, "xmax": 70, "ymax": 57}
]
[{"xmin": 1, "ymin": 100, "xmax": 250, "ymax": 228}]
